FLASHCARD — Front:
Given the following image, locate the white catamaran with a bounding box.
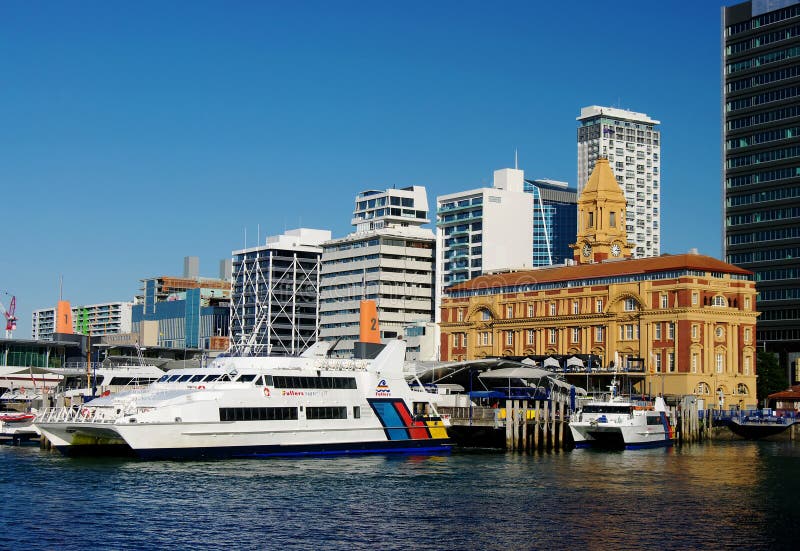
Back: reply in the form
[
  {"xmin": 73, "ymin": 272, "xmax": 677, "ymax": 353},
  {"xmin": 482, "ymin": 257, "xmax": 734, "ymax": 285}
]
[
  {"xmin": 569, "ymin": 379, "xmax": 673, "ymax": 449},
  {"xmin": 35, "ymin": 304, "xmax": 451, "ymax": 459}
]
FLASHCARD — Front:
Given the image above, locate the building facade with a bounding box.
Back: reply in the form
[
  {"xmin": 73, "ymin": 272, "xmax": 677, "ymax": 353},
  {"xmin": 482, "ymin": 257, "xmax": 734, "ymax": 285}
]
[
  {"xmin": 524, "ymin": 178, "xmax": 578, "ymax": 266},
  {"xmin": 32, "ymin": 301, "xmax": 133, "ymax": 340},
  {"xmin": 320, "ymin": 186, "xmax": 435, "ymax": 357},
  {"xmin": 230, "ymin": 228, "xmax": 330, "ymax": 356},
  {"xmin": 440, "ymin": 160, "xmax": 759, "ymax": 408},
  {"xmin": 133, "ymin": 259, "xmax": 231, "ymax": 350},
  {"xmin": 436, "ymin": 169, "xmax": 534, "ymax": 293},
  {"xmin": 577, "ymin": 105, "xmax": 661, "ymax": 258},
  {"xmin": 723, "ymin": 0, "xmax": 800, "ymax": 379}
]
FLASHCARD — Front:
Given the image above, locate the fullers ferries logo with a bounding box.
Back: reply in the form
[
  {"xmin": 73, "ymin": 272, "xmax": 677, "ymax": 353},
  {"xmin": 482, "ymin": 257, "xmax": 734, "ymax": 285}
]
[{"xmin": 376, "ymin": 379, "xmax": 391, "ymax": 396}]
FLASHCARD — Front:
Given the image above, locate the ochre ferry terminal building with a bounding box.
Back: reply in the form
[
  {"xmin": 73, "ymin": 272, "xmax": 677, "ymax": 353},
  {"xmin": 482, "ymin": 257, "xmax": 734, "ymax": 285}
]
[{"xmin": 439, "ymin": 159, "xmax": 759, "ymax": 408}]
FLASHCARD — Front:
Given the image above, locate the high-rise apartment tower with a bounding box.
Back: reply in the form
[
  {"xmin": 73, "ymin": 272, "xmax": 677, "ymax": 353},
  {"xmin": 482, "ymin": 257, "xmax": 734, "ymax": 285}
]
[
  {"xmin": 577, "ymin": 106, "xmax": 661, "ymax": 258},
  {"xmin": 723, "ymin": 0, "xmax": 800, "ymax": 379}
]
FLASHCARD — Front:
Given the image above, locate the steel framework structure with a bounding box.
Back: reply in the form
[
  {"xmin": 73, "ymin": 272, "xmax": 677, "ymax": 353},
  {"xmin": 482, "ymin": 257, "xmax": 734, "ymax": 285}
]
[{"xmin": 230, "ymin": 248, "xmax": 321, "ymax": 356}]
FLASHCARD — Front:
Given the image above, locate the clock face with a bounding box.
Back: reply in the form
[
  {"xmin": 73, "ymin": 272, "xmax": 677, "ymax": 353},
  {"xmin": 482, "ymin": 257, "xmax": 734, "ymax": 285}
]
[
  {"xmin": 611, "ymin": 243, "xmax": 621, "ymax": 257},
  {"xmin": 582, "ymin": 243, "xmax": 592, "ymax": 257}
]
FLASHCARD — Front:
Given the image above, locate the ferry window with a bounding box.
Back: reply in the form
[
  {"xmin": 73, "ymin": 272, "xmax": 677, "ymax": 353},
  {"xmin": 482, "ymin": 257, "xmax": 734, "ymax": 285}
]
[
  {"xmin": 306, "ymin": 406, "xmax": 347, "ymax": 420},
  {"xmin": 219, "ymin": 374, "xmax": 232, "ymax": 382},
  {"xmin": 353, "ymin": 406, "xmax": 360, "ymax": 419},
  {"xmin": 219, "ymin": 407, "xmax": 298, "ymax": 422},
  {"xmin": 178, "ymin": 375, "xmax": 193, "ymax": 382},
  {"xmin": 646, "ymin": 416, "xmax": 663, "ymax": 426},
  {"xmin": 583, "ymin": 405, "xmax": 632, "ymax": 414},
  {"xmin": 189, "ymin": 374, "xmax": 205, "ymax": 382},
  {"xmin": 109, "ymin": 377, "xmax": 132, "ymax": 385},
  {"xmin": 236, "ymin": 374, "xmax": 257, "ymax": 383},
  {"xmin": 157, "ymin": 375, "xmax": 169, "ymax": 383},
  {"xmin": 264, "ymin": 375, "xmax": 273, "ymax": 386},
  {"xmin": 167, "ymin": 375, "xmax": 182, "ymax": 382}
]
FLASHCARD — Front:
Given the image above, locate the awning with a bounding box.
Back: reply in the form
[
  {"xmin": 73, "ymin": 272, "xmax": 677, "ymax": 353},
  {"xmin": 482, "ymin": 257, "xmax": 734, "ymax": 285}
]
[
  {"xmin": 543, "ymin": 357, "xmax": 561, "ymax": 368},
  {"xmin": 478, "ymin": 367, "xmax": 554, "ymax": 380},
  {"xmin": 566, "ymin": 357, "xmax": 584, "ymax": 367},
  {"xmin": 468, "ymin": 390, "xmax": 506, "ymax": 399}
]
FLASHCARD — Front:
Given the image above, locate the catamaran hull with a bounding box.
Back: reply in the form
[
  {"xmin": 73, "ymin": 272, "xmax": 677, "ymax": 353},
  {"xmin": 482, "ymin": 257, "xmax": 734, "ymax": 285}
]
[
  {"xmin": 37, "ymin": 421, "xmax": 451, "ymax": 459},
  {"xmin": 570, "ymin": 423, "xmax": 672, "ymax": 450}
]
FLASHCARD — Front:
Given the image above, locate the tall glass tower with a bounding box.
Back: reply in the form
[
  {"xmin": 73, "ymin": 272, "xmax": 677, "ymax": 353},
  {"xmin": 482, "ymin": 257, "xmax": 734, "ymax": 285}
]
[
  {"xmin": 524, "ymin": 179, "xmax": 578, "ymax": 266},
  {"xmin": 723, "ymin": 0, "xmax": 800, "ymax": 380}
]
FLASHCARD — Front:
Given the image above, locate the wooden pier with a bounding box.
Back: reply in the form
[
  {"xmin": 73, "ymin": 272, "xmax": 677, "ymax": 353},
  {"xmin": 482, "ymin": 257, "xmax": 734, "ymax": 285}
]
[
  {"xmin": 441, "ymin": 395, "xmax": 723, "ymax": 451},
  {"xmin": 440, "ymin": 394, "xmax": 572, "ymax": 451}
]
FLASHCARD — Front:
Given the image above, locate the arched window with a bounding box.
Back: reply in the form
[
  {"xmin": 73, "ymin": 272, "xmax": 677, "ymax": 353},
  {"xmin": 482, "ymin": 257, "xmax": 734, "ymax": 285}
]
[
  {"xmin": 695, "ymin": 382, "xmax": 710, "ymax": 395},
  {"xmin": 712, "ymin": 296, "xmax": 728, "ymax": 307},
  {"xmin": 480, "ymin": 309, "xmax": 491, "ymax": 321},
  {"xmin": 737, "ymin": 383, "xmax": 749, "ymax": 395}
]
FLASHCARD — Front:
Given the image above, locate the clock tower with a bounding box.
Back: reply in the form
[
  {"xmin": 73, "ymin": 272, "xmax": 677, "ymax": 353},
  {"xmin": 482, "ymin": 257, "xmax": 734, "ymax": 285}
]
[{"xmin": 570, "ymin": 157, "xmax": 634, "ymax": 264}]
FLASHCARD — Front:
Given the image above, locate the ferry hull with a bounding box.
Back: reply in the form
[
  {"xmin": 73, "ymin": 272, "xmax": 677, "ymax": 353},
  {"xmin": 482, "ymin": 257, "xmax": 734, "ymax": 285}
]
[
  {"xmin": 570, "ymin": 424, "xmax": 672, "ymax": 450},
  {"xmin": 133, "ymin": 439, "xmax": 451, "ymax": 460},
  {"xmin": 728, "ymin": 419, "xmax": 794, "ymax": 440},
  {"xmin": 38, "ymin": 421, "xmax": 451, "ymax": 459}
]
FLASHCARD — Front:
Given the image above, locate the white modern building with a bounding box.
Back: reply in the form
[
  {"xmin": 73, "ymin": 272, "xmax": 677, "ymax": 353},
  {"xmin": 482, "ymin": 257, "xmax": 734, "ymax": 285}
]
[
  {"xmin": 436, "ymin": 168, "xmax": 534, "ymax": 303},
  {"xmin": 230, "ymin": 228, "xmax": 331, "ymax": 356},
  {"xmin": 577, "ymin": 106, "xmax": 661, "ymax": 258},
  {"xmin": 32, "ymin": 301, "xmax": 134, "ymax": 340},
  {"xmin": 320, "ymin": 186, "xmax": 436, "ymax": 358}
]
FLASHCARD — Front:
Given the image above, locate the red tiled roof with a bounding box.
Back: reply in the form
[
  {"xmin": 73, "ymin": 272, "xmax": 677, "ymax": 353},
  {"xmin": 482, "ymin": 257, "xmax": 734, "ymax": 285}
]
[
  {"xmin": 447, "ymin": 253, "xmax": 752, "ymax": 293},
  {"xmin": 768, "ymin": 385, "xmax": 800, "ymax": 401}
]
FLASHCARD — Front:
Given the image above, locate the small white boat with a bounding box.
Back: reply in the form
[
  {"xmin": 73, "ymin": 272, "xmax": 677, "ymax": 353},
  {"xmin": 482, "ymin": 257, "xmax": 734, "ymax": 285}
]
[
  {"xmin": 0, "ymin": 409, "xmax": 40, "ymax": 443},
  {"xmin": 569, "ymin": 379, "xmax": 673, "ymax": 449}
]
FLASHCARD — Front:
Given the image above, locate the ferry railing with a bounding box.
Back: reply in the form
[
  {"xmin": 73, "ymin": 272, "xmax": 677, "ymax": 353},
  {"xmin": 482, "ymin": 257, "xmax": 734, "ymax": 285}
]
[{"xmin": 35, "ymin": 406, "xmax": 117, "ymax": 424}]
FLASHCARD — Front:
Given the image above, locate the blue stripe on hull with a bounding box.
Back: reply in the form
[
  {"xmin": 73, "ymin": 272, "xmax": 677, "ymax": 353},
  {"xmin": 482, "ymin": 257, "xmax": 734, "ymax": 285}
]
[
  {"xmin": 624, "ymin": 439, "xmax": 673, "ymax": 450},
  {"xmin": 131, "ymin": 439, "xmax": 452, "ymax": 460}
]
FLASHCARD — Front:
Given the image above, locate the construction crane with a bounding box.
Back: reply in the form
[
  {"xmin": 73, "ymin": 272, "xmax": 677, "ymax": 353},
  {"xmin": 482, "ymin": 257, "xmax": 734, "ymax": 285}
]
[{"xmin": 1, "ymin": 291, "xmax": 17, "ymax": 339}]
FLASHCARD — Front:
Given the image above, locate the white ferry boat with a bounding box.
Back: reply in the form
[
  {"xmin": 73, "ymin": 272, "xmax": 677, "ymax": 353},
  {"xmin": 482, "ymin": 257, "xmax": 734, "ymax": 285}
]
[
  {"xmin": 569, "ymin": 380, "xmax": 673, "ymax": 449},
  {"xmin": 35, "ymin": 330, "xmax": 451, "ymax": 459}
]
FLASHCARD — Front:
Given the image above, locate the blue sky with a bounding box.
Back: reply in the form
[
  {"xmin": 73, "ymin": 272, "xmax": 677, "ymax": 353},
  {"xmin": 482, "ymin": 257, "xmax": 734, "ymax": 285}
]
[{"xmin": 2, "ymin": 1, "xmax": 732, "ymax": 337}]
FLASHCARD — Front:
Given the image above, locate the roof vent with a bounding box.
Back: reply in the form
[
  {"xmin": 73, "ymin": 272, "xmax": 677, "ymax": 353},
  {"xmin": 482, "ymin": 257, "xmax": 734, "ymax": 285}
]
[{"xmin": 688, "ymin": 247, "xmax": 699, "ymax": 255}]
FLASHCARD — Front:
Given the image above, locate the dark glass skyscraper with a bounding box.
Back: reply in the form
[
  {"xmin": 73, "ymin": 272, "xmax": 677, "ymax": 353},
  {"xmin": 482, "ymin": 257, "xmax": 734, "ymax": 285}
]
[
  {"xmin": 523, "ymin": 179, "xmax": 578, "ymax": 266},
  {"xmin": 723, "ymin": 0, "xmax": 800, "ymax": 381}
]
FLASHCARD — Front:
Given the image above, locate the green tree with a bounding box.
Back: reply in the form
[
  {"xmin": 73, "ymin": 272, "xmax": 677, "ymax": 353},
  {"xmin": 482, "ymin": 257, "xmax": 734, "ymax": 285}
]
[{"xmin": 756, "ymin": 351, "xmax": 786, "ymax": 404}]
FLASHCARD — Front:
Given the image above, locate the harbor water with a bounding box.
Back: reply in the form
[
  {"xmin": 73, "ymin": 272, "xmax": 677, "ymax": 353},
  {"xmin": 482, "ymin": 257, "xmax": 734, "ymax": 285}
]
[{"xmin": 2, "ymin": 441, "xmax": 799, "ymax": 550}]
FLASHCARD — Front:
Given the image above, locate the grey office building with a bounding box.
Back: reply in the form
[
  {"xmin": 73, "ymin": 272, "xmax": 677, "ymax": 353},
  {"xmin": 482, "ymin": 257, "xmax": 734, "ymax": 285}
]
[{"xmin": 723, "ymin": 0, "xmax": 800, "ymax": 380}]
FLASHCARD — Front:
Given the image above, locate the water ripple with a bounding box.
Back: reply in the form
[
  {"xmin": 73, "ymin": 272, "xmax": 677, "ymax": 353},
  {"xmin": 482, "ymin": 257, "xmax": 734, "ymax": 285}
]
[{"xmin": 2, "ymin": 442, "xmax": 799, "ymax": 550}]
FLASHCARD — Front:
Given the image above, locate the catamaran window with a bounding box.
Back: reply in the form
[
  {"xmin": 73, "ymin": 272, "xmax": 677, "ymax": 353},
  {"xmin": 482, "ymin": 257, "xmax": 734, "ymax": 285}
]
[
  {"xmin": 353, "ymin": 406, "xmax": 360, "ymax": 419},
  {"xmin": 109, "ymin": 377, "xmax": 158, "ymax": 386},
  {"xmin": 235, "ymin": 374, "xmax": 258, "ymax": 383},
  {"xmin": 167, "ymin": 375, "xmax": 182, "ymax": 382},
  {"xmin": 178, "ymin": 375, "xmax": 193, "ymax": 382},
  {"xmin": 646, "ymin": 415, "xmax": 663, "ymax": 426},
  {"xmin": 157, "ymin": 375, "xmax": 170, "ymax": 383},
  {"xmin": 189, "ymin": 374, "xmax": 205, "ymax": 383},
  {"xmin": 582, "ymin": 405, "xmax": 633, "ymax": 414},
  {"xmin": 272, "ymin": 376, "xmax": 357, "ymax": 390},
  {"xmin": 306, "ymin": 406, "xmax": 348, "ymax": 420},
  {"xmin": 218, "ymin": 407, "xmax": 298, "ymax": 422}
]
